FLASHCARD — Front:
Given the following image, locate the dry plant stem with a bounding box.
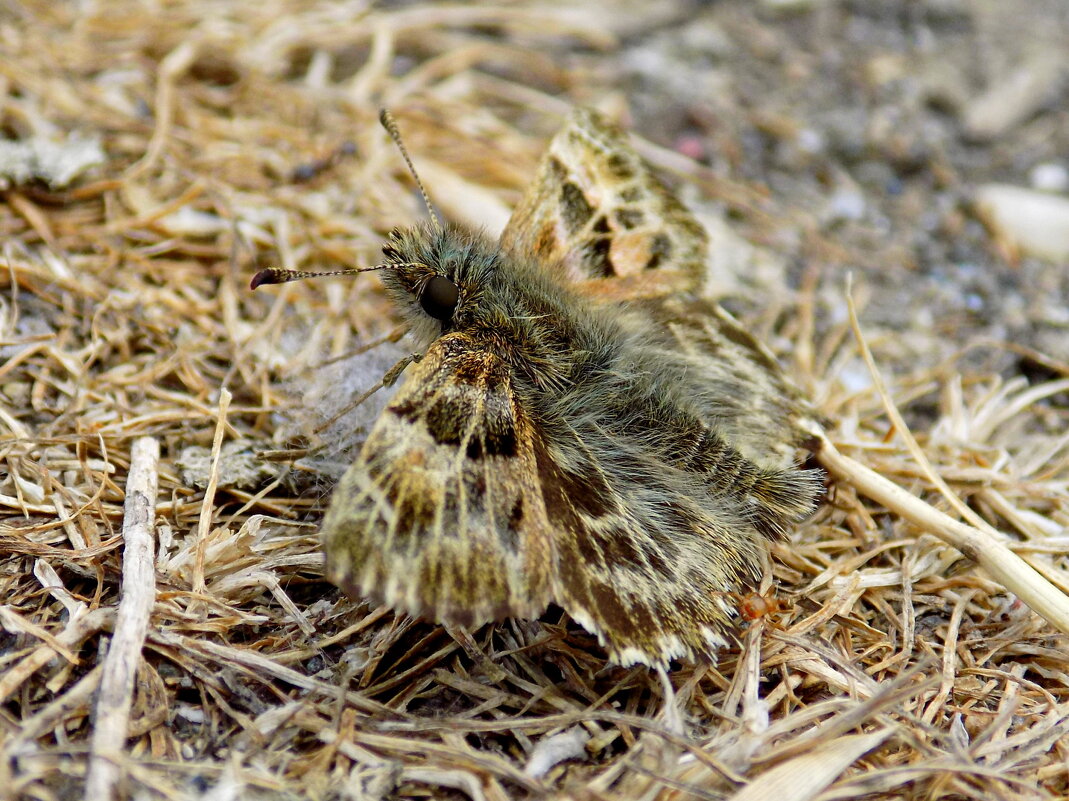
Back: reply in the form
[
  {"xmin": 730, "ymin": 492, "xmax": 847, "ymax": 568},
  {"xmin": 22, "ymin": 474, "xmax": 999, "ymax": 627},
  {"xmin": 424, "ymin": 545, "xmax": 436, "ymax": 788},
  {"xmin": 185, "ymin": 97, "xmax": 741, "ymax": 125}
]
[
  {"xmin": 845, "ymin": 282, "xmax": 996, "ymax": 534},
  {"xmin": 125, "ymin": 40, "xmax": 196, "ymax": 180},
  {"xmin": 85, "ymin": 436, "xmax": 160, "ymax": 801},
  {"xmin": 834, "ymin": 282, "xmax": 1069, "ymax": 632},
  {"xmin": 193, "ymin": 388, "xmax": 232, "ymax": 595},
  {"xmin": 11, "ymin": 664, "xmax": 103, "ymax": 748},
  {"xmin": 0, "ymin": 608, "xmax": 114, "ymax": 706},
  {"xmin": 818, "ymin": 436, "xmax": 1069, "ymax": 634}
]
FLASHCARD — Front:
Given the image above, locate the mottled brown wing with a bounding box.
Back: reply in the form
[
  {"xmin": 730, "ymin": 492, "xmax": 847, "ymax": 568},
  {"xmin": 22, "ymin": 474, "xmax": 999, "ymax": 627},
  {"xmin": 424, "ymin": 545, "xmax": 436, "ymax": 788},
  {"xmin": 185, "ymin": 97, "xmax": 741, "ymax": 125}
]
[
  {"xmin": 321, "ymin": 334, "xmax": 554, "ymax": 626},
  {"xmin": 497, "ymin": 109, "xmax": 824, "ymax": 665},
  {"xmin": 534, "ymin": 419, "xmax": 819, "ymax": 666},
  {"xmin": 501, "ymin": 107, "xmax": 823, "ymax": 463},
  {"xmin": 642, "ymin": 294, "xmax": 824, "ymax": 467},
  {"xmin": 500, "ymin": 107, "xmax": 708, "ymax": 299}
]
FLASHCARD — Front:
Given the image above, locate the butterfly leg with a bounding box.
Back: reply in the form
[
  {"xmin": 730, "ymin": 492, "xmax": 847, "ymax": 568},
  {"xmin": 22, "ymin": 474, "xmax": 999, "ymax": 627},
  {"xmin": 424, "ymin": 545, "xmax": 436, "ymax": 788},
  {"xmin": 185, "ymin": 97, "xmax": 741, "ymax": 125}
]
[{"xmin": 382, "ymin": 352, "xmax": 423, "ymax": 387}]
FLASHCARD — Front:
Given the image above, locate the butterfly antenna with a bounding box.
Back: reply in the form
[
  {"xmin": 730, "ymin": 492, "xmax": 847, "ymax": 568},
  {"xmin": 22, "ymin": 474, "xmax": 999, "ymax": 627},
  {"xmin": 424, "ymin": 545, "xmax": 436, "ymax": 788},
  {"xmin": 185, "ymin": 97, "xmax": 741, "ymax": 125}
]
[
  {"xmin": 380, "ymin": 108, "xmax": 442, "ymax": 234},
  {"xmin": 250, "ymin": 263, "xmax": 424, "ymax": 290}
]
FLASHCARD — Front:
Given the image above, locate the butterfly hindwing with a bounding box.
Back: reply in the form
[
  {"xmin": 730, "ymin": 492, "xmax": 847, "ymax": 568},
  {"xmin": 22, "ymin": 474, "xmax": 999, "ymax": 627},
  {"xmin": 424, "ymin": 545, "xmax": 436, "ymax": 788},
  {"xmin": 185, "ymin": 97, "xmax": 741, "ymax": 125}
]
[
  {"xmin": 531, "ymin": 426, "xmax": 762, "ymax": 663},
  {"xmin": 639, "ymin": 294, "xmax": 823, "ymax": 466}
]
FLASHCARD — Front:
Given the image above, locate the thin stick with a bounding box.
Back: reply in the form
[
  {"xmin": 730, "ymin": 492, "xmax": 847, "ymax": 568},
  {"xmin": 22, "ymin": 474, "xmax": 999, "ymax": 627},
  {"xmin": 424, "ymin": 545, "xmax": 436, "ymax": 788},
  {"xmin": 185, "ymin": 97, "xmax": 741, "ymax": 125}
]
[
  {"xmin": 15, "ymin": 664, "xmax": 103, "ymax": 750},
  {"xmin": 827, "ymin": 280, "xmax": 1069, "ymax": 633},
  {"xmin": 84, "ymin": 436, "xmax": 160, "ymax": 801},
  {"xmin": 845, "ymin": 278, "xmax": 995, "ymax": 534},
  {"xmin": 818, "ymin": 436, "xmax": 1069, "ymax": 634},
  {"xmin": 193, "ymin": 389, "xmax": 231, "ymax": 597},
  {"xmin": 0, "ymin": 608, "xmax": 114, "ymax": 706},
  {"xmin": 125, "ymin": 41, "xmax": 196, "ymax": 180}
]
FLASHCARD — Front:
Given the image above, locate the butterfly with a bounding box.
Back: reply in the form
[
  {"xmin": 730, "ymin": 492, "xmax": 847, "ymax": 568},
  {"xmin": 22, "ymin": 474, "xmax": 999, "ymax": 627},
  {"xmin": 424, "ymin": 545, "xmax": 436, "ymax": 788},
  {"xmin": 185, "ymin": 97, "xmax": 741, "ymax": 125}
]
[{"xmin": 254, "ymin": 108, "xmax": 823, "ymax": 667}]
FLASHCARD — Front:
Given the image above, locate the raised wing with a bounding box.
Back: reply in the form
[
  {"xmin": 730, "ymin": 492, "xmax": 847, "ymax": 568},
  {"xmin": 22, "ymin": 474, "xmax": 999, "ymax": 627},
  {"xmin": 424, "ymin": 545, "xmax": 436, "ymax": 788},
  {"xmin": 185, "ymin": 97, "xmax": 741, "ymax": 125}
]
[
  {"xmin": 500, "ymin": 108, "xmax": 708, "ymax": 298},
  {"xmin": 499, "ymin": 109, "xmax": 822, "ymax": 457}
]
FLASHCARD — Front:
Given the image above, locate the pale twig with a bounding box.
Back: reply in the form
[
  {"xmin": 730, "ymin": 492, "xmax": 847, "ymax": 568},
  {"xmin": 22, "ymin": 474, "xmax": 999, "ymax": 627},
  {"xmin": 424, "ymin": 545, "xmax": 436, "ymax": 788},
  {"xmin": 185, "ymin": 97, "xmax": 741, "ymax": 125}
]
[
  {"xmin": 818, "ymin": 439, "xmax": 1069, "ymax": 634},
  {"xmin": 844, "ymin": 278, "xmax": 995, "ymax": 533},
  {"xmin": 193, "ymin": 389, "xmax": 232, "ymax": 596},
  {"xmin": 124, "ymin": 40, "xmax": 196, "ymax": 180},
  {"xmin": 822, "ymin": 282, "xmax": 1069, "ymax": 633},
  {"xmin": 85, "ymin": 436, "xmax": 160, "ymax": 801}
]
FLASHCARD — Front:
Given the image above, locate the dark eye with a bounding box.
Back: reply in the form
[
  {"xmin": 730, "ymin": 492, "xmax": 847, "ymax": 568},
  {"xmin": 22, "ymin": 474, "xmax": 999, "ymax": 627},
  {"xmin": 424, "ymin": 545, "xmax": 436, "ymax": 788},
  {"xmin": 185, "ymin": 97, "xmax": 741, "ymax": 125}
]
[{"xmin": 419, "ymin": 275, "xmax": 459, "ymax": 320}]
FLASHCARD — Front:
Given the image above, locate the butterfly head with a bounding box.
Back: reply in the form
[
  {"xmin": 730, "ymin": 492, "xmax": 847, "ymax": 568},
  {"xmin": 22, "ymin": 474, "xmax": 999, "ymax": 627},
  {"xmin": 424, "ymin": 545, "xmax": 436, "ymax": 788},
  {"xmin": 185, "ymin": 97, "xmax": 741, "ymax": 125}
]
[
  {"xmin": 376, "ymin": 222, "xmax": 504, "ymax": 346},
  {"xmin": 249, "ymin": 109, "xmax": 571, "ymax": 382}
]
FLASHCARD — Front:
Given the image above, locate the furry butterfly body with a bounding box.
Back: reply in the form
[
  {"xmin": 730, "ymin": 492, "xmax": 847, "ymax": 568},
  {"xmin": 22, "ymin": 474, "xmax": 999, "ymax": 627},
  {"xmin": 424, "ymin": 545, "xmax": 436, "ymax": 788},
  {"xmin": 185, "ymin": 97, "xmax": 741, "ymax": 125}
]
[{"xmin": 315, "ymin": 109, "xmax": 823, "ymax": 666}]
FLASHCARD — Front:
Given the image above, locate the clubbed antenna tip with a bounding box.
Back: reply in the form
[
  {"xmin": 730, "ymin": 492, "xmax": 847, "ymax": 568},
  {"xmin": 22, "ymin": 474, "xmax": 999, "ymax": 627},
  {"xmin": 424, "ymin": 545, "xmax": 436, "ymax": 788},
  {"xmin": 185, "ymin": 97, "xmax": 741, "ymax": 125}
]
[
  {"xmin": 250, "ymin": 266, "xmax": 384, "ymax": 290},
  {"xmin": 250, "ymin": 262, "xmax": 431, "ymax": 291}
]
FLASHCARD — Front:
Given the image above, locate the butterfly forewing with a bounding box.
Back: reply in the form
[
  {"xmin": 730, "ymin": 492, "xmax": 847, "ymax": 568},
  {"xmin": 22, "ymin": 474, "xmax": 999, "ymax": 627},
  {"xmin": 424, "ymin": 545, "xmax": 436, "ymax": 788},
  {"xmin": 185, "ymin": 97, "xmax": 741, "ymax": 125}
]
[
  {"xmin": 501, "ymin": 109, "xmax": 822, "ymax": 459},
  {"xmin": 322, "ymin": 335, "xmax": 554, "ymax": 626}
]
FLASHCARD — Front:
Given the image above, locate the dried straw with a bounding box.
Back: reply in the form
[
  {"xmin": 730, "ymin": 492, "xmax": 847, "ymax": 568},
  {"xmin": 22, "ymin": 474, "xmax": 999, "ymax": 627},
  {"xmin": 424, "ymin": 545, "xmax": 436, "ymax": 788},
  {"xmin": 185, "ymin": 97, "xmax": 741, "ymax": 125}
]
[{"xmin": 1, "ymin": 2, "xmax": 1066, "ymax": 800}]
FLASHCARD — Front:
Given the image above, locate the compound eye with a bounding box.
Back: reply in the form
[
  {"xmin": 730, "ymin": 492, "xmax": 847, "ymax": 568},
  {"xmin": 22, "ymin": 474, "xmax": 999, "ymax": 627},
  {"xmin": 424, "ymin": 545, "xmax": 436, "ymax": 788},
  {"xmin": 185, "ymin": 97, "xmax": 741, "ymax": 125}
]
[{"xmin": 419, "ymin": 275, "xmax": 459, "ymax": 321}]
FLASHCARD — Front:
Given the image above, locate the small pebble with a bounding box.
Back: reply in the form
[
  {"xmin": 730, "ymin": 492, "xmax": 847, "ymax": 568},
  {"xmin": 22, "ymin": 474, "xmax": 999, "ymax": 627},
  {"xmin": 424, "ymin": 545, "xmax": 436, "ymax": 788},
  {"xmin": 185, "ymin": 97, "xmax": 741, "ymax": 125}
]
[
  {"xmin": 975, "ymin": 183, "xmax": 1069, "ymax": 261},
  {"xmin": 525, "ymin": 728, "xmax": 591, "ymax": 778},
  {"xmin": 796, "ymin": 127, "xmax": 825, "ymax": 155},
  {"xmin": 962, "ymin": 54, "xmax": 1065, "ymax": 142},
  {"xmin": 674, "ymin": 134, "xmax": 707, "ymax": 162},
  {"xmin": 827, "ymin": 186, "xmax": 866, "ymax": 222},
  {"xmin": 1029, "ymin": 162, "xmax": 1069, "ymax": 194}
]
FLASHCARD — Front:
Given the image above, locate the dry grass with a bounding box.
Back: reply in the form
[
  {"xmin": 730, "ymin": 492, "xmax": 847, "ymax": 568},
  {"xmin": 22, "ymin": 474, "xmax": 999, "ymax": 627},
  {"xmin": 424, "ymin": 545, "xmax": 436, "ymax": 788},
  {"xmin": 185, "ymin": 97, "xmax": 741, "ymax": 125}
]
[{"xmin": 1, "ymin": 2, "xmax": 1067, "ymax": 800}]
